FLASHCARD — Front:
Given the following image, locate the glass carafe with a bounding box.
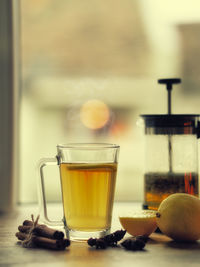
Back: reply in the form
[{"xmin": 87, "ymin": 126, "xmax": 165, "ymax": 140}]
[{"xmin": 141, "ymin": 114, "xmax": 200, "ymax": 210}]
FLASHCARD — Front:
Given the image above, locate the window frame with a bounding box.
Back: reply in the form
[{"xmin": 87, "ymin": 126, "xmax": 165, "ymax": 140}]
[{"xmin": 0, "ymin": 0, "xmax": 20, "ymax": 211}]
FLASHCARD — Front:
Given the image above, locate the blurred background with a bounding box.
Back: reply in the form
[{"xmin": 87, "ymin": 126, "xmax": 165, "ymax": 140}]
[{"xmin": 19, "ymin": 0, "xmax": 200, "ymax": 204}]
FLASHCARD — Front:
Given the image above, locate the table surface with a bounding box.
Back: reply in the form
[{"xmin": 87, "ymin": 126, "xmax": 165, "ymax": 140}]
[{"xmin": 1, "ymin": 202, "xmax": 200, "ymax": 267}]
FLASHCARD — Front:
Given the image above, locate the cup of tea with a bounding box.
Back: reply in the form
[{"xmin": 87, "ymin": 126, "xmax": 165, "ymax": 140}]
[{"xmin": 38, "ymin": 143, "xmax": 120, "ymax": 241}]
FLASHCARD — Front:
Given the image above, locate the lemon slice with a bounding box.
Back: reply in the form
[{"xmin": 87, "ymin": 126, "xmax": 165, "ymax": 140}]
[{"xmin": 119, "ymin": 210, "xmax": 157, "ymax": 237}]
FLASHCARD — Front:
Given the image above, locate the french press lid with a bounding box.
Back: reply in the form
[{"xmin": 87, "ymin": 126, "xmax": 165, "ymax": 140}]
[{"xmin": 141, "ymin": 78, "xmax": 200, "ymax": 136}]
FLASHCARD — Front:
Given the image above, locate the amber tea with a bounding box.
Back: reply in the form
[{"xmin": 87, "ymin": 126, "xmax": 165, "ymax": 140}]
[
  {"xmin": 144, "ymin": 172, "xmax": 199, "ymax": 210},
  {"xmin": 60, "ymin": 162, "xmax": 117, "ymax": 232}
]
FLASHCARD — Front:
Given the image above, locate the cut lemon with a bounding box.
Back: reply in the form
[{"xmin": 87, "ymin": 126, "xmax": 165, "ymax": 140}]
[{"xmin": 119, "ymin": 210, "xmax": 157, "ymax": 237}]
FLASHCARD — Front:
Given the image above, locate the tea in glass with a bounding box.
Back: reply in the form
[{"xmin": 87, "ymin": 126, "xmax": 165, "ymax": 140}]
[
  {"xmin": 144, "ymin": 172, "xmax": 199, "ymax": 210},
  {"xmin": 38, "ymin": 143, "xmax": 119, "ymax": 241},
  {"xmin": 60, "ymin": 162, "xmax": 117, "ymax": 231}
]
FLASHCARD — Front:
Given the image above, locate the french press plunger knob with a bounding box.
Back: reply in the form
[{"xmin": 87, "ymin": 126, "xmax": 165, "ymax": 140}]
[{"xmin": 158, "ymin": 78, "xmax": 181, "ymax": 115}]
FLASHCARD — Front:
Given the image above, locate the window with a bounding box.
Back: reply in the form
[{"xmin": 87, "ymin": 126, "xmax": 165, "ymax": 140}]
[{"xmin": 19, "ymin": 0, "xmax": 200, "ymax": 204}]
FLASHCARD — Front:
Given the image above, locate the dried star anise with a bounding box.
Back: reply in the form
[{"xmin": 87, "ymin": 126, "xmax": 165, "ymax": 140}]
[
  {"xmin": 120, "ymin": 235, "xmax": 148, "ymax": 251},
  {"xmin": 87, "ymin": 229, "xmax": 126, "ymax": 249}
]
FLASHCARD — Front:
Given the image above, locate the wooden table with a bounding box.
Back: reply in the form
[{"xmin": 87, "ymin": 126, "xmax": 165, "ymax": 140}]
[{"xmin": 1, "ymin": 202, "xmax": 200, "ymax": 267}]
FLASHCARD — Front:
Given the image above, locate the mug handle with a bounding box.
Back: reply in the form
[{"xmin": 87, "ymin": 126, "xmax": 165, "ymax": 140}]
[{"xmin": 38, "ymin": 157, "xmax": 63, "ymax": 227}]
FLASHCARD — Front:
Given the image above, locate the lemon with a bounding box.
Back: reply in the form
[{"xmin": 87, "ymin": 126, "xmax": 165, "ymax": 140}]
[
  {"xmin": 119, "ymin": 210, "xmax": 157, "ymax": 237},
  {"xmin": 156, "ymin": 193, "xmax": 200, "ymax": 242}
]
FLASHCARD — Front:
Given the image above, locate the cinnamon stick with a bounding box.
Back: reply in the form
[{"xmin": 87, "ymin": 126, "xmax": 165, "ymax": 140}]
[
  {"xmin": 16, "ymin": 232, "xmax": 28, "ymax": 241},
  {"xmin": 20, "ymin": 222, "xmax": 64, "ymax": 240},
  {"xmin": 32, "ymin": 236, "xmax": 70, "ymax": 250},
  {"xmin": 34, "ymin": 225, "xmax": 64, "ymax": 240},
  {"xmin": 16, "ymin": 217, "xmax": 70, "ymax": 250},
  {"xmin": 16, "ymin": 232, "xmax": 70, "ymax": 250},
  {"xmin": 23, "ymin": 220, "xmax": 33, "ymax": 226},
  {"xmin": 18, "ymin": 225, "xmax": 31, "ymax": 233}
]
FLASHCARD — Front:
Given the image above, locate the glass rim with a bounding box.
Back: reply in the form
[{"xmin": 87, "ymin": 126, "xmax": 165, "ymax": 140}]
[{"xmin": 57, "ymin": 143, "xmax": 120, "ymax": 149}]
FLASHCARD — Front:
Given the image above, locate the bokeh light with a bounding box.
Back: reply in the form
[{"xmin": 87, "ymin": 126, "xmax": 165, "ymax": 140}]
[{"xmin": 80, "ymin": 99, "xmax": 110, "ymax": 129}]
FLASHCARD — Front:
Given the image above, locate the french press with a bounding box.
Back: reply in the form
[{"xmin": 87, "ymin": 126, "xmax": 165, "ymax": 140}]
[{"xmin": 141, "ymin": 78, "xmax": 200, "ymax": 210}]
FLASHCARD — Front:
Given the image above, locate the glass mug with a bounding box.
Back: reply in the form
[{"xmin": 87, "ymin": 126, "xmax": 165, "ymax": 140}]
[{"xmin": 38, "ymin": 143, "xmax": 120, "ymax": 241}]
